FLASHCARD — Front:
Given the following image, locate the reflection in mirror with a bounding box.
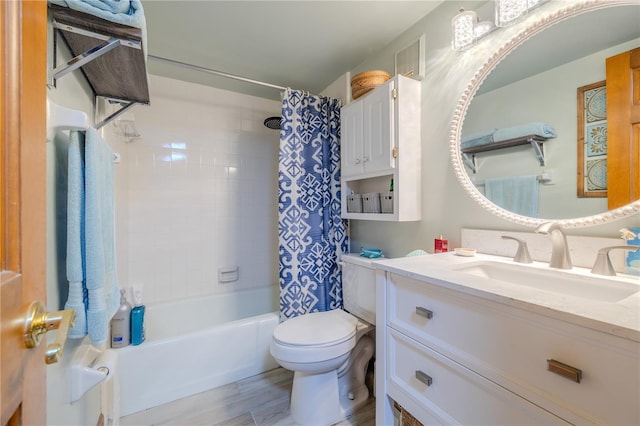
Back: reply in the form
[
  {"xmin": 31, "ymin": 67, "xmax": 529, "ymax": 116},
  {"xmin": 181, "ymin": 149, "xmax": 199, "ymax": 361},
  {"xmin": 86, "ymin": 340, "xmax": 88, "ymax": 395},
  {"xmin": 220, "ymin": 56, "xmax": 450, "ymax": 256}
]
[{"xmin": 450, "ymin": 1, "xmax": 640, "ymax": 227}]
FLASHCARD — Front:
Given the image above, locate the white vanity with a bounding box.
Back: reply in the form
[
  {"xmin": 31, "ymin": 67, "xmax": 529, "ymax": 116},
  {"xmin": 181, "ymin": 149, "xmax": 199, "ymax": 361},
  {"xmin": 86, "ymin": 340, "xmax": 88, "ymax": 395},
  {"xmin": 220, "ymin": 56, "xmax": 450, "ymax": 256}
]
[
  {"xmin": 371, "ymin": 0, "xmax": 640, "ymax": 422},
  {"xmin": 374, "ymin": 253, "xmax": 640, "ymax": 425}
]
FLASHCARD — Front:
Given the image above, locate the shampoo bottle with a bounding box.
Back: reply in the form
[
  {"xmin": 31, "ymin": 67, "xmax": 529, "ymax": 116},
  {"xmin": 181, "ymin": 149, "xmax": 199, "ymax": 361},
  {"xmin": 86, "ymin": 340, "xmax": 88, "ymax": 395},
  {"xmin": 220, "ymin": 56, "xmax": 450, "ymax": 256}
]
[
  {"xmin": 130, "ymin": 284, "xmax": 146, "ymax": 346},
  {"xmin": 111, "ymin": 289, "xmax": 132, "ymax": 348}
]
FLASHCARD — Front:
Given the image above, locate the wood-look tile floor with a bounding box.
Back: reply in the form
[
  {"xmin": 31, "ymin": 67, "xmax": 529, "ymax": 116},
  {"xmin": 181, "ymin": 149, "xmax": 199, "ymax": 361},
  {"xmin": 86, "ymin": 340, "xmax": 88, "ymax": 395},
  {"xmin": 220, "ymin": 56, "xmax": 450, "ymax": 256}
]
[{"xmin": 120, "ymin": 368, "xmax": 375, "ymax": 426}]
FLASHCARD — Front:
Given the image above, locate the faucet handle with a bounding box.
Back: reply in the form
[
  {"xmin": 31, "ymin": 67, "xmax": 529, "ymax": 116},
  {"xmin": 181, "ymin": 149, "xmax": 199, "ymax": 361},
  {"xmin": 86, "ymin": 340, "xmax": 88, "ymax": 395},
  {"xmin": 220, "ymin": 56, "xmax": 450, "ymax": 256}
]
[
  {"xmin": 501, "ymin": 236, "xmax": 533, "ymax": 264},
  {"xmin": 591, "ymin": 245, "xmax": 639, "ymax": 276}
]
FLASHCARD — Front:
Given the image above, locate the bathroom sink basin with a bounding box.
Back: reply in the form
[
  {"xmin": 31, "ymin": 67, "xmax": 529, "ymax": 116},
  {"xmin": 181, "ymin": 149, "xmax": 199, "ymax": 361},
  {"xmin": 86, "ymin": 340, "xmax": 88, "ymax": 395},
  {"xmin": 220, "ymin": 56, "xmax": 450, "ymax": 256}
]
[{"xmin": 451, "ymin": 261, "xmax": 640, "ymax": 303}]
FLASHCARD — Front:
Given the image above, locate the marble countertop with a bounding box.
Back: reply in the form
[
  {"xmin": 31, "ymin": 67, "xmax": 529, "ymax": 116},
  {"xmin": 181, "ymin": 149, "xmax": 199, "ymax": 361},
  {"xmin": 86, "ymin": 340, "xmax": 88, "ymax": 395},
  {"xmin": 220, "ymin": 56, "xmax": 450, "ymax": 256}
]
[{"xmin": 373, "ymin": 252, "xmax": 640, "ymax": 342}]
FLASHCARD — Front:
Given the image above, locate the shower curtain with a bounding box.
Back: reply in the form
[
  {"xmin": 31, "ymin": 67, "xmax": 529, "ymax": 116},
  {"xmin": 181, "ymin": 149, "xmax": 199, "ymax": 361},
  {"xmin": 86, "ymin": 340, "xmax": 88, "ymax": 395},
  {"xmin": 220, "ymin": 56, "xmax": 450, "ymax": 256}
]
[{"xmin": 278, "ymin": 89, "xmax": 348, "ymax": 320}]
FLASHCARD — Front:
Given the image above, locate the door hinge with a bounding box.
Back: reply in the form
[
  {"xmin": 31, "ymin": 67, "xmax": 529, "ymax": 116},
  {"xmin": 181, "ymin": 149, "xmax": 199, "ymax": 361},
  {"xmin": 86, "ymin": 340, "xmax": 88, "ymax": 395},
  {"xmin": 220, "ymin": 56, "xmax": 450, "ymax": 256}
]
[
  {"xmin": 392, "ymin": 147, "xmax": 398, "ymax": 158},
  {"xmin": 392, "ymin": 88, "xmax": 398, "ymax": 99}
]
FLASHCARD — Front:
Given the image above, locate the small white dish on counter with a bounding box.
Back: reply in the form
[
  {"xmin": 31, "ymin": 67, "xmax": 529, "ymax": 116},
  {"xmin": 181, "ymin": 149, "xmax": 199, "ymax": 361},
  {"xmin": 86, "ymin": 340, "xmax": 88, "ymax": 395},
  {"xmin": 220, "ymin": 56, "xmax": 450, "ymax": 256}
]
[{"xmin": 454, "ymin": 247, "xmax": 476, "ymax": 257}]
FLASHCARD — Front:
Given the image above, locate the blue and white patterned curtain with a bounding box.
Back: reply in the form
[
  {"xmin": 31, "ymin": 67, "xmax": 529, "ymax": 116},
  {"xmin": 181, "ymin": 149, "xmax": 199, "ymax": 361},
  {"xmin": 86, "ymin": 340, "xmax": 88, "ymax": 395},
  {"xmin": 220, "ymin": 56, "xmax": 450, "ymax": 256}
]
[{"xmin": 278, "ymin": 89, "xmax": 349, "ymax": 320}]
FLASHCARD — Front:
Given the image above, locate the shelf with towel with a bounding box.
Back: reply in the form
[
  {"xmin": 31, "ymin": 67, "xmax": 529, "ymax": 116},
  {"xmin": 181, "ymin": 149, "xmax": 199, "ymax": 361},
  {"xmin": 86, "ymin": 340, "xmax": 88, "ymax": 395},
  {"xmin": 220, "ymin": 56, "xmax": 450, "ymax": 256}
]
[
  {"xmin": 48, "ymin": 3, "xmax": 149, "ymax": 129},
  {"xmin": 462, "ymin": 135, "xmax": 550, "ymax": 174}
]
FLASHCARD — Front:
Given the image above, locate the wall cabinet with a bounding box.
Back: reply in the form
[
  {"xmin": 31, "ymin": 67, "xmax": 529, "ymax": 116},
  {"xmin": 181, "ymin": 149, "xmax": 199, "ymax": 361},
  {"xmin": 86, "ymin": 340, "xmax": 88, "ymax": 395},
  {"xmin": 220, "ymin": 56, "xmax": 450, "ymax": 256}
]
[
  {"xmin": 340, "ymin": 75, "xmax": 421, "ymax": 221},
  {"xmin": 376, "ymin": 271, "xmax": 640, "ymax": 425}
]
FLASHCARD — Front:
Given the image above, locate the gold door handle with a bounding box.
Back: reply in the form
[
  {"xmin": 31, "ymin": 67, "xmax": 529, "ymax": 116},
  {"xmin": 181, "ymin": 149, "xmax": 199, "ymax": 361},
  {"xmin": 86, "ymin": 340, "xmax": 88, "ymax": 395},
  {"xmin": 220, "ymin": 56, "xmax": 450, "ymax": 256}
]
[{"xmin": 23, "ymin": 301, "xmax": 76, "ymax": 364}]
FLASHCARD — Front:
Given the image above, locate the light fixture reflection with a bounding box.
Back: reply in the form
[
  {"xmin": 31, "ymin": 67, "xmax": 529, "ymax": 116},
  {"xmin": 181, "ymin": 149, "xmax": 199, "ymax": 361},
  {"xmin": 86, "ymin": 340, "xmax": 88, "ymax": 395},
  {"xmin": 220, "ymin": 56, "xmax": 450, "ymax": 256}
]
[
  {"xmin": 474, "ymin": 21, "xmax": 495, "ymax": 39},
  {"xmin": 495, "ymin": 0, "xmax": 528, "ymax": 27},
  {"xmin": 452, "ymin": 0, "xmax": 549, "ymax": 51},
  {"xmin": 451, "ymin": 8, "xmax": 478, "ymax": 51}
]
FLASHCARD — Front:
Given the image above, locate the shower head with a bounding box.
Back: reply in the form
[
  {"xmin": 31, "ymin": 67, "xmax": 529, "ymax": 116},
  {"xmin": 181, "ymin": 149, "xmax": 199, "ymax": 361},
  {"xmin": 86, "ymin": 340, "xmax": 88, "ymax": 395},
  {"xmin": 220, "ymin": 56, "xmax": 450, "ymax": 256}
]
[{"xmin": 263, "ymin": 116, "xmax": 281, "ymax": 130}]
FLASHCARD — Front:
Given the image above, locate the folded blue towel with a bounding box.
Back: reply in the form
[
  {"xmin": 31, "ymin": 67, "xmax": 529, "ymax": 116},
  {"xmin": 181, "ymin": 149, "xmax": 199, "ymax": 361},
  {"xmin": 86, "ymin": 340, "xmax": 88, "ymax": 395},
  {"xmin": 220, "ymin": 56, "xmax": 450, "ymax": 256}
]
[
  {"xmin": 493, "ymin": 122, "xmax": 557, "ymax": 142},
  {"xmin": 461, "ymin": 128, "xmax": 497, "ymax": 150},
  {"xmin": 50, "ymin": 0, "xmax": 145, "ymax": 28},
  {"xmin": 50, "ymin": 0, "xmax": 147, "ymax": 58},
  {"xmin": 84, "ymin": 128, "xmax": 120, "ymax": 345},
  {"xmin": 485, "ymin": 175, "xmax": 539, "ymax": 217},
  {"xmin": 461, "ymin": 134, "xmax": 495, "ymax": 150}
]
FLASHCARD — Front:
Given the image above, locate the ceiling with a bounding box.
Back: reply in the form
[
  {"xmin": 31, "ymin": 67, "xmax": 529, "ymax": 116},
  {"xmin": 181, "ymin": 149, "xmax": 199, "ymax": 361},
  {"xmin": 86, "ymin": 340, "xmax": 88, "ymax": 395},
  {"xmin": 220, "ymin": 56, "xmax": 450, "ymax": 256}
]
[{"xmin": 141, "ymin": 1, "xmax": 445, "ymax": 101}]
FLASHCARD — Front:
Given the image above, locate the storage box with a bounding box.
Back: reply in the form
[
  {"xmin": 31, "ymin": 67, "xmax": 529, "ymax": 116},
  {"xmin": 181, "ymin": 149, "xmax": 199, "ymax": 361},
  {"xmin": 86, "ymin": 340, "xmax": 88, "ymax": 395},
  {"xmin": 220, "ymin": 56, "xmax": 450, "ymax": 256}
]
[
  {"xmin": 362, "ymin": 192, "xmax": 381, "ymax": 213},
  {"xmin": 381, "ymin": 192, "xmax": 394, "ymax": 213},
  {"xmin": 347, "ymin": 194, "xmax": 363, "ymax": 213}
]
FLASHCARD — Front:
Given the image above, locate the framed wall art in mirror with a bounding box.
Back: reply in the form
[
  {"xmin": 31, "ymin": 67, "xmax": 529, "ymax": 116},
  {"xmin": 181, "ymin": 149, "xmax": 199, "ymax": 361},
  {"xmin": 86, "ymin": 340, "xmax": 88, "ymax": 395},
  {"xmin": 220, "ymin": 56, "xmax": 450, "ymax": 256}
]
[{"xmin": 577, "ymin": 80, "xmax": 607, "ymax": 198}]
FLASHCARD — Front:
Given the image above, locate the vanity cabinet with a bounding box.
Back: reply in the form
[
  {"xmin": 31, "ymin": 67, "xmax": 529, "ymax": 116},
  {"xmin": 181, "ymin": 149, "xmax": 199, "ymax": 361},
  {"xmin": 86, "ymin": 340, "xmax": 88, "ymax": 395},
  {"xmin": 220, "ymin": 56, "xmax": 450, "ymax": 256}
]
[
  {"xmin": 340, "ymin": 75, "xmax": 421, "ymax": 221},
  {"xmin": 377, "ymin": 272, "xmax": 640, "ymax": 425}
]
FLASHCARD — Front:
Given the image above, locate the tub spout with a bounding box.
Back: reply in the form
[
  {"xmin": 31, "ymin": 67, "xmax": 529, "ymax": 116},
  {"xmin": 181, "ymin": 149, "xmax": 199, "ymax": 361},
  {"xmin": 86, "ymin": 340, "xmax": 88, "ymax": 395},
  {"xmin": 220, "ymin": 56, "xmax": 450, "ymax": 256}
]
[{"xmin": 535, "ymin": 222, "xmax": 572, "ymax": 269}]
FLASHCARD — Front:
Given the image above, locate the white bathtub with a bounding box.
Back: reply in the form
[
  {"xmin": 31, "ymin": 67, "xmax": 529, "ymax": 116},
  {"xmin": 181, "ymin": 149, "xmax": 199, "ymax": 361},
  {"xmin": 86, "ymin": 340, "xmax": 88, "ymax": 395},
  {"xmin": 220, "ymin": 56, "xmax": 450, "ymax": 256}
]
[{"xmin": 117, "ymin": 287, "xmax": 280, "ymax": 416}]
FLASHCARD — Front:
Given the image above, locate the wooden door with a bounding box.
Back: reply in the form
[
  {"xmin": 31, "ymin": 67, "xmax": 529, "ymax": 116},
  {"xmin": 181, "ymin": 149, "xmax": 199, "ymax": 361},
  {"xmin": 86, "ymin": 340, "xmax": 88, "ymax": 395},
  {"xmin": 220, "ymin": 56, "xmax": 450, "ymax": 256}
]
[
  {"xmin": 1, "ymin": 1, "xmax": 48, "ymax": 425},
  {"xmin": 606, "ymin": 47, "xmax": 640, "ymax": 209}
]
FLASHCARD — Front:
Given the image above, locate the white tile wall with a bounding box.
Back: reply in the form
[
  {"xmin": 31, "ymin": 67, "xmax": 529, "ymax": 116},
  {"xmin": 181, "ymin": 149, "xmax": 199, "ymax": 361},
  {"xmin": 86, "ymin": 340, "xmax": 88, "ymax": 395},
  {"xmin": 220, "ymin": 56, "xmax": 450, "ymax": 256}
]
[{"xmin": 111, "ymin": 75, "xmax": 281, "ymax": 304}]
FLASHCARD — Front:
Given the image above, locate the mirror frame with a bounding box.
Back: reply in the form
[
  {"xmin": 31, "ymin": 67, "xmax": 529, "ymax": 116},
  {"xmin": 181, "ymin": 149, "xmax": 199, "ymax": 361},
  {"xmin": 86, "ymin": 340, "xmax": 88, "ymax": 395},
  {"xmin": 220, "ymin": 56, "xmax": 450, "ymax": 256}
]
[{"xmin": 449, "ymin": 0, "xmax": 640, "ymax": 228}]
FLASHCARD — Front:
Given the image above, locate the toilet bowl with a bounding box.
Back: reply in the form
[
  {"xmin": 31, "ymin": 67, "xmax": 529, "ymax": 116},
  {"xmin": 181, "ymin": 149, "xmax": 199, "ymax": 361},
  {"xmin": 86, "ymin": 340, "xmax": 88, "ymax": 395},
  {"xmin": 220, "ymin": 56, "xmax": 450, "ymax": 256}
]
[{"xmin": 270, "ymin": 254, "xmax": 376, "ymax": 426}]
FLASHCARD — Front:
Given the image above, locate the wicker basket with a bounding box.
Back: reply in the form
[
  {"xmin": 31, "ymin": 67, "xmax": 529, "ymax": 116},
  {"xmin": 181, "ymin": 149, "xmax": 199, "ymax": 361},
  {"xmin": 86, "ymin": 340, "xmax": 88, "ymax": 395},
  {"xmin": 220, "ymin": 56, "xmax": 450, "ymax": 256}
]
[
  {"xmin": 401, "ymin": 408, "xmax": 423, "ymax": 426},
  {"xmin": 351, "ymin": 70, "xmax": 391, "ymax": 100}
]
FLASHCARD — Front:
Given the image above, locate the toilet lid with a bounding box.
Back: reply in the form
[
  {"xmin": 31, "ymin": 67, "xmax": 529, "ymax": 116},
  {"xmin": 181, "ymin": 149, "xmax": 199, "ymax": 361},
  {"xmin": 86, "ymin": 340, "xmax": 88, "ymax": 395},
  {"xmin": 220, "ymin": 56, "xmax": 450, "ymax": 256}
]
[{"xmin": 273, "ymin": 310, "xmax": 358, "ymax": 347}]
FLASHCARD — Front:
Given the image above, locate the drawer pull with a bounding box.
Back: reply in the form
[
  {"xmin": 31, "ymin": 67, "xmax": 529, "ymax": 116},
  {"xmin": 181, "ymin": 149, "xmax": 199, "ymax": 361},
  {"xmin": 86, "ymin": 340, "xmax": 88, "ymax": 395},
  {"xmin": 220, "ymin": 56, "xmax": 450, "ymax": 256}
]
[
  {"xmin": 415, "ymin": 370, "xmax": 433, "ymax": 387},
  {"xmin": 416, "ymin": 306, "xmax": 433, "ymax": 319},
  {"xmin": 547, "ymin": 359, "xmax": 582, "ymax": 383}
]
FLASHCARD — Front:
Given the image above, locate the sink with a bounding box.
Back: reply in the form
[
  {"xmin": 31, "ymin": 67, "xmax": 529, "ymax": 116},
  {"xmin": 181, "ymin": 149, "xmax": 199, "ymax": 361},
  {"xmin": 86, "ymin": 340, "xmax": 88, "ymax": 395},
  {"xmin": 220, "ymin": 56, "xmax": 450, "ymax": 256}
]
[{"xmin": 451, "ymin": 261, "xmax": 640, "ymax": 303}]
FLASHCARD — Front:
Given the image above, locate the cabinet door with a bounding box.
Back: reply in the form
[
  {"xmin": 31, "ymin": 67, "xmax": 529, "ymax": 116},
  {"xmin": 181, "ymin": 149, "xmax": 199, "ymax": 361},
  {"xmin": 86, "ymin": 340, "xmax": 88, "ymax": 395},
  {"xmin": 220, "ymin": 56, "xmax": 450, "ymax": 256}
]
[
  {"xmin": 363, "ymin": 81, "xmax": 394, "ymax": 174},
  {"xmin": 340, "ymin": 101, "xmax": 364, "ymax": 177}
]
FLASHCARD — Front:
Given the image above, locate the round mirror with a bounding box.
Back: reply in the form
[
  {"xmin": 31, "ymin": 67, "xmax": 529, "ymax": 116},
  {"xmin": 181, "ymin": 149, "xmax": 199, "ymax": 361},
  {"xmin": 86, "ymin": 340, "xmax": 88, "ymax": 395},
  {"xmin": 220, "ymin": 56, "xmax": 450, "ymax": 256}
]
[{"xmin": 450, "ymin": 0, "xmax": 640, "ymax": 228}]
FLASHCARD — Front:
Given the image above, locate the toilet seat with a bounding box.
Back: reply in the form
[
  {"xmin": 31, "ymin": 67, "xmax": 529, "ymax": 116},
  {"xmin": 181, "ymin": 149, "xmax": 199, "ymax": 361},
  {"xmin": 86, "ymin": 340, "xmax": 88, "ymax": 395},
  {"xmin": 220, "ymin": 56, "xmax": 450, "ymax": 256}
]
[
  {"xmin": 274, "ymin": 310, "xmax": 358, "ymax": 346},
  {"xmin": 271, "ymin": 310, "xmax": 358, "ymax": 364}
]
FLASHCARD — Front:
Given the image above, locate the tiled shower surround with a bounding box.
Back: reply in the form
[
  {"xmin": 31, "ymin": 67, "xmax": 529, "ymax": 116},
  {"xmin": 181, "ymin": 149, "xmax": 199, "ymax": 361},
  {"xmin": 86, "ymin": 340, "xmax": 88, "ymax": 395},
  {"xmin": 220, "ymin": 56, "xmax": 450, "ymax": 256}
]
[{"xmin": 113, "ymin": 75, "xmax": 282, "ymax": 305}]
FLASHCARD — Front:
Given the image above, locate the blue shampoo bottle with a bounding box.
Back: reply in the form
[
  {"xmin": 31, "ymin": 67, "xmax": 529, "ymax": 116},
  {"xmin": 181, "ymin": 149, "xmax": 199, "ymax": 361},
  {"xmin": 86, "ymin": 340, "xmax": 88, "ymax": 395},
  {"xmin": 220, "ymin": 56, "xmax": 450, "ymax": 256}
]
[{"xmin": 131, "ymin": 284, "xmax": 145, "ymax": 345}]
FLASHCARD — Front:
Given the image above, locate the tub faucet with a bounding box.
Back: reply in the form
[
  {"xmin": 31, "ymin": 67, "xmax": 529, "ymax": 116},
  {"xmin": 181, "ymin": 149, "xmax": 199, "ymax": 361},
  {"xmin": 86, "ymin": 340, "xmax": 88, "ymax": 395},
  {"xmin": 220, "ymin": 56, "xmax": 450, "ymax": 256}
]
[{"xmin": 535, "ymin": 222, "xmax": 572, "ymax": 269}]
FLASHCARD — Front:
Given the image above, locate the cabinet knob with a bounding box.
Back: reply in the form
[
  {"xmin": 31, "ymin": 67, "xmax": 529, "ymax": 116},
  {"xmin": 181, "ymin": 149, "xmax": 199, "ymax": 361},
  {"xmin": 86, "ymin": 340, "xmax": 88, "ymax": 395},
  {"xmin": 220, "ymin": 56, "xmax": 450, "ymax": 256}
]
[
  {"xmin": 363, "ymin": 156, "xmax": 369, "ymax": 162},
  {"xmin": 415, "ymin": 370, "xmax": 433, "ymax": 387},
  {"xmin": 355, "ymin": 158, "xmax": 361, "ymax": 164},
  {"xmin": 416, "ymin": 306, "xmax": 433, "ymax": 319}
]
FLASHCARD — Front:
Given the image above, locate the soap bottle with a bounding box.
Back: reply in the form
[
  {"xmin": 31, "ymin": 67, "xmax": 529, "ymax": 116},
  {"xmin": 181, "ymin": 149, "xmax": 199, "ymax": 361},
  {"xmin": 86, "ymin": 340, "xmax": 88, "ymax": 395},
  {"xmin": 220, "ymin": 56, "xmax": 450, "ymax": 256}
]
[
  {"xmin": 110, "ymin": 289, "xmax": 131, "ymax": 348},
  {"xmin": 130, "ymin": 284, "xmax": 146, "ymax": 346},
  {"xmin": 434, "ymin": 235, "xmax": 448, "ymax": 253}
]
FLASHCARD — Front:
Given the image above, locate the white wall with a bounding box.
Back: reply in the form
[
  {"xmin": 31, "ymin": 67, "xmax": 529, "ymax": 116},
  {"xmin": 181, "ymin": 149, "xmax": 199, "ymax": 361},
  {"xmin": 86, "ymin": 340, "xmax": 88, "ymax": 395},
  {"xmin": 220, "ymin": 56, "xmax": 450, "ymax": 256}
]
[
  {"xmin": 114, "ymin": 75, "xmax": 281, "ymax": 305},
  {"xmin": 346, "ymin": 0, "xmax": 639, "ymax": 257}
]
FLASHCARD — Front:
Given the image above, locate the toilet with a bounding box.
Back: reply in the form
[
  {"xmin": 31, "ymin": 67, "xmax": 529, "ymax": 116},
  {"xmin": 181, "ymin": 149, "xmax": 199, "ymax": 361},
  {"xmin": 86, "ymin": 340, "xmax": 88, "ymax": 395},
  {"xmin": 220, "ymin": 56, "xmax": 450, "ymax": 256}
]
[{"xmin": 270, "ymin": 254, "xmax": 376, "ymax": 426}]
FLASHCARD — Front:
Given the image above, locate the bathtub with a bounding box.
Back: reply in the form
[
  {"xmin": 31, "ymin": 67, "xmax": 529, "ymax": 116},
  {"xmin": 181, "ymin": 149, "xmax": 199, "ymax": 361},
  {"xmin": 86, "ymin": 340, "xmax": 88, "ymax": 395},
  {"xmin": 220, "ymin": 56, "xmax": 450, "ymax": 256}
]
[{"xmin": 117, "ymin": 286, "xmax": 280, "ymax": 417}]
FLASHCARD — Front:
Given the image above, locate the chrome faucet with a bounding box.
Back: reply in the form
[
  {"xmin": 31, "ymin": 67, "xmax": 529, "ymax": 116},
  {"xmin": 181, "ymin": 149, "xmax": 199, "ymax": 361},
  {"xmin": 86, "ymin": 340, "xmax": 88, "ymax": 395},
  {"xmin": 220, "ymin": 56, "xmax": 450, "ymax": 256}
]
[
  {"xmin": 535, "ymin": 222, "xmax": 572, "ymax": 269},
  {"xmin": 501, "ymin": 236, "xmax": 532, "ymax": 263},
  {"xmin": 591, "ymin": 246, "xmax": 639, "ymax": 276}
]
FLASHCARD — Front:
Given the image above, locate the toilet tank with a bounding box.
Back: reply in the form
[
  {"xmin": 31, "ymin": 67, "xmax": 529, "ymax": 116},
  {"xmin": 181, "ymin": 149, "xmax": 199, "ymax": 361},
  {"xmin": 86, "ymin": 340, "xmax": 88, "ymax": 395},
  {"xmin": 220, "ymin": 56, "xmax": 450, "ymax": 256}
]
[{"xmin": 341, "ymin": 254, "xmax": 376, "ymax": 325}]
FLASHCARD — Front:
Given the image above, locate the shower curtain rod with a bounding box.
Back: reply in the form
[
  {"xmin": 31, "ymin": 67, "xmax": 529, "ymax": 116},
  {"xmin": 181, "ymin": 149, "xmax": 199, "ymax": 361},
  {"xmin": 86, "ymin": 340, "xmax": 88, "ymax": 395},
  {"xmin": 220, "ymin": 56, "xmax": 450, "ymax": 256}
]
[{"xmin": 148, "ymin": 55, "xmax": 288, "ymax": 91}]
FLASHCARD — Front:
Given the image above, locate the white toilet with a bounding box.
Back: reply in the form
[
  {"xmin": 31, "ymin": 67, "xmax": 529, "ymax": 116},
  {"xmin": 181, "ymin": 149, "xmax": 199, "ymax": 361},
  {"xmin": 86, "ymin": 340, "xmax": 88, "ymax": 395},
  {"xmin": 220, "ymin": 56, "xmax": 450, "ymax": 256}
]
[{"xmin": 270, "ymin": 254, "xmax": 376, "ymax": 426}]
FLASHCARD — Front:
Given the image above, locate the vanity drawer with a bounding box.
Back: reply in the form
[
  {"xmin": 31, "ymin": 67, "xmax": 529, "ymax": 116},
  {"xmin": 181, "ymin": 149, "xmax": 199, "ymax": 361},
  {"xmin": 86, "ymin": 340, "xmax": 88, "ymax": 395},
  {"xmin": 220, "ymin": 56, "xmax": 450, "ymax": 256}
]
[
  {"xmin": 386, "ymin": 328, "xmax": 568, "ymax": 425},
  {"xmin": 387, "ymin": 273, "xmax": 640, "ymax": 425}
]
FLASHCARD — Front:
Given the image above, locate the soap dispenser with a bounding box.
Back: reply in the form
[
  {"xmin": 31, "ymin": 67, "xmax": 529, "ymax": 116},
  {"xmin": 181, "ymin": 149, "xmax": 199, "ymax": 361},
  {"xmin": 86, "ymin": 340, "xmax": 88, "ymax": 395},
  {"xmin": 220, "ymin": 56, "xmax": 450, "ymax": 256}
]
[{"xmin": 111, "ymin": 289, "xmax": 132, "ymax": 348}]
